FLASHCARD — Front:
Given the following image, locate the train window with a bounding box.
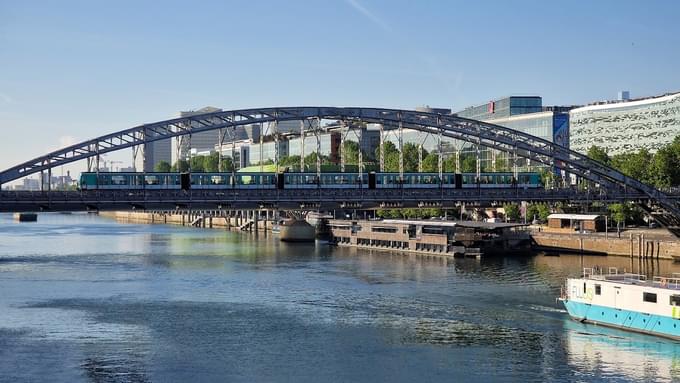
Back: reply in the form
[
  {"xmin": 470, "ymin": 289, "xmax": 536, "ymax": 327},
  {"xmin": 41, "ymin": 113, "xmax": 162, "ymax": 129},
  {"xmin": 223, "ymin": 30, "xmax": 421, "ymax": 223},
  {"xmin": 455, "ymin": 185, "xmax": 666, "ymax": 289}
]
[
  {"xmin": 643, "ymin": 292, "xmax": 657, "ymax": 303},
  {"xmin": 110, "ymin": 175, "xmax": 127, "ymax": 185},
  {"xmin": 210, "ymin": 176, "xmax": 225, "ymax": 185},
  {"xmin": 595, "ymin": 284, "xmax": 601, "ymax": 295},
  {"xmin": 669, "ymin": 295, "xmax": 680, "ymax": 306},
  {"xmin": 145, "ymin": 176, "xmax": 160, "ymax": 185}
]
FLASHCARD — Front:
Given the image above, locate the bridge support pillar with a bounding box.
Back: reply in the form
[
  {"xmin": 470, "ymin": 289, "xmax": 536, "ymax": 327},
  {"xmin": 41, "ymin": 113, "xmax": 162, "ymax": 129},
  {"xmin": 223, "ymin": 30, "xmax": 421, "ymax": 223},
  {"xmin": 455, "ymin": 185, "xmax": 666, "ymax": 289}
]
[{"xmin": 253, "ymin": 211, "xmax": 259, "ymax": 234}]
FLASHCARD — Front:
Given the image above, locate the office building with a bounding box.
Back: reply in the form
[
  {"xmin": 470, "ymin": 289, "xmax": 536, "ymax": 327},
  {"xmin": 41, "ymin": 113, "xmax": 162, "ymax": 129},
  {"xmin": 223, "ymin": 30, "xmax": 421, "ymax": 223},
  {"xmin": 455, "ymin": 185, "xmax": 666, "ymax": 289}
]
[
  {"xmin": 569, "ymin": 91, "xmax": 680, "ymax": 155},
  {"xmin": 172, "ymin": 106, "xmax": 227, "ymax": 164},
  {"xmin": 456, "ymin": 96, "xmax": 542, "ymax": 121}
]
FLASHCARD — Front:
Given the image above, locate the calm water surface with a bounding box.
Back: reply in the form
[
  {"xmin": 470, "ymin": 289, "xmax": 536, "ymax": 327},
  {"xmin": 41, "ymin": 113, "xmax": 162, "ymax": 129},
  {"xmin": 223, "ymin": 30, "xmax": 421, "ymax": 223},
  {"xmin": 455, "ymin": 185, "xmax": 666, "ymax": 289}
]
[{"xmin": 1, "ymin": 213, "xmax": 680, "ymax": 382}]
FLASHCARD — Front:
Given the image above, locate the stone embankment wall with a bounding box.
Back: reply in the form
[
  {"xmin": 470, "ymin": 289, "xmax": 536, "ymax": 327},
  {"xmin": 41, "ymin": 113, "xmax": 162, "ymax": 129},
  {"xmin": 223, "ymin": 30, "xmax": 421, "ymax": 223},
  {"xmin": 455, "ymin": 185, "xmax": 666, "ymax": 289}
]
[
  {"xmin": 531, "ymin": 232, "xmax": 680, "ymax": 259},
  {"xmin": 99, "ymin": 211, "xmax": 272, "ymax": 232}
]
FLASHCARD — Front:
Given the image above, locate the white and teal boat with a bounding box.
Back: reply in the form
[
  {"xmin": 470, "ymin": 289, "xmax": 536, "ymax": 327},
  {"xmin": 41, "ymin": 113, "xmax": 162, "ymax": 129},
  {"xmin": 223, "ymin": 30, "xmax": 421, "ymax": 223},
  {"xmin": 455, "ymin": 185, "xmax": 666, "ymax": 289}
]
[{"xmin": 560, "ymin": 267, "xmax": 680, "ymax": 340}]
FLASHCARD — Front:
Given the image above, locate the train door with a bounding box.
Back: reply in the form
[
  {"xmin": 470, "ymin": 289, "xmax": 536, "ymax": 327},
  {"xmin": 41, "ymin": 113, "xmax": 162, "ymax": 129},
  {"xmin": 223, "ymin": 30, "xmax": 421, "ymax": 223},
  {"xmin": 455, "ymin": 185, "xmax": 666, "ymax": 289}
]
[
  {"xmin": 276, "ymin": 173, "xmax": 285, "ymax": 190},
  {"xmin": 368, "ymin": 172, "xmax": 376, "ymax": 189},
  {"xmin": 180, "ymin": 173, "xmax": 191, "ymax": 191},
  {"xmin": 454, "ymin": 174, "xmax": 462, "ymax": 189}
]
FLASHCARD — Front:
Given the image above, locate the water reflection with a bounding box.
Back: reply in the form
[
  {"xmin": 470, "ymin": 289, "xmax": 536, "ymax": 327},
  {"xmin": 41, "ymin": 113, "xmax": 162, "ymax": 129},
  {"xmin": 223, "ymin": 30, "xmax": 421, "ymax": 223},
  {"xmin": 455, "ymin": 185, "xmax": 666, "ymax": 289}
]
[{"xmin": 565, "ymin": 319, "xmax": 680, "ymax": 382}]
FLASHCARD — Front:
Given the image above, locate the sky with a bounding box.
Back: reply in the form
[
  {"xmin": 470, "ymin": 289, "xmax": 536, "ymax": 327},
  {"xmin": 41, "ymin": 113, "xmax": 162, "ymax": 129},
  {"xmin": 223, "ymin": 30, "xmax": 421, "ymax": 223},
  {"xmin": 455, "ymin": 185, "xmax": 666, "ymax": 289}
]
[{"xmin": 1, "ymin": 0, "xmax": 679, "ymax": 176}]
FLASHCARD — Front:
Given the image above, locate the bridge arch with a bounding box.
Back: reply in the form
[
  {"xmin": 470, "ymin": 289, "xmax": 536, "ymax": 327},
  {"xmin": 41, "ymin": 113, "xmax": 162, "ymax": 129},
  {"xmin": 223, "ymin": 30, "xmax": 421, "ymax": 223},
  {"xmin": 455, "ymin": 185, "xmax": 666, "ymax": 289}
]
[{"xmin": 1, "ymin": 107, "xmax": 678, "ymax": 222}]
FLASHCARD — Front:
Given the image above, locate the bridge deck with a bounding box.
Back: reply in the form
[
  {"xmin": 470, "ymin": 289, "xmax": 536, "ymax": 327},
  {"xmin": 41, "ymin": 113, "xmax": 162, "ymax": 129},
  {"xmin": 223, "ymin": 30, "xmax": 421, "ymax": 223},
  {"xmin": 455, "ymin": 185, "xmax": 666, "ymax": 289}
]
[{"xmin": 0, "ymin": 188, "xmax": 648, "ymax": 212}]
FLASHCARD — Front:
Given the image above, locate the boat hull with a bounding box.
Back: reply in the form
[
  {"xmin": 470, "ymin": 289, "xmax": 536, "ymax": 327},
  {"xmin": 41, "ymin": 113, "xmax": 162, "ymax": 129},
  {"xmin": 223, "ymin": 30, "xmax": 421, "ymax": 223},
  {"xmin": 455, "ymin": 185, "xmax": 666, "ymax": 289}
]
[{"xmin": 562, "ymin": 299, "xmax": 680, "ymax": 341}]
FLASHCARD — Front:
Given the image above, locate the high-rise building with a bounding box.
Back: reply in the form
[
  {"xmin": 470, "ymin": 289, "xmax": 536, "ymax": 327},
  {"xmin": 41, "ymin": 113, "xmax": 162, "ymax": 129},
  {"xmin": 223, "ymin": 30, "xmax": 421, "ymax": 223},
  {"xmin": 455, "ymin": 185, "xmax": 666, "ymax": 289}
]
[
  {"xmin": 172, "ymin": 106, "xmax": 226, "ymax": 164},
  {"xmin": 569, "ymin": 92, "xmax": 680, "ymax": 155},
  {"xmin": 140, "ymin": 138, "xmax": 172, "ymax": 172}
]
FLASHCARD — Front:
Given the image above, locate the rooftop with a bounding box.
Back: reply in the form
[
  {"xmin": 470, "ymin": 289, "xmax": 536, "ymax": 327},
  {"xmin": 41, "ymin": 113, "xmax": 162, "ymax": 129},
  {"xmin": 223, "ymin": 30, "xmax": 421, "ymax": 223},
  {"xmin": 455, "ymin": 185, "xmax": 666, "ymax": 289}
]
[{"xmin": 547, "ymin": 214, "xmax": 603, "ymax": 220}]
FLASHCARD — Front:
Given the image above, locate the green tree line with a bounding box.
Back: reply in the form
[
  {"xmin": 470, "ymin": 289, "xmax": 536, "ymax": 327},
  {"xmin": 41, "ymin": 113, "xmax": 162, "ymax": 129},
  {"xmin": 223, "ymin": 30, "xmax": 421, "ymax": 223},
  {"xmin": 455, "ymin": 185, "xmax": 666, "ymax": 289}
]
[{"xmin": 587, "ymin": 136, "xmax": 680, "ymax": 189}]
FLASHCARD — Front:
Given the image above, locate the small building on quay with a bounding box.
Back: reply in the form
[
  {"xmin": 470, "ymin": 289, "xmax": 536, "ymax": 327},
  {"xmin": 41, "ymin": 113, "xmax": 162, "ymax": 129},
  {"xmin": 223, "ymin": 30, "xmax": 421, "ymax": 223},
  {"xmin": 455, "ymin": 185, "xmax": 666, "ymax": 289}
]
[
  {"xmin": 546, "ymin": 214, "xmax": 606, "ymax": 233},
  {"xmin": 328, "ymin": 219, "xmax": 531, "ymax": 257}
]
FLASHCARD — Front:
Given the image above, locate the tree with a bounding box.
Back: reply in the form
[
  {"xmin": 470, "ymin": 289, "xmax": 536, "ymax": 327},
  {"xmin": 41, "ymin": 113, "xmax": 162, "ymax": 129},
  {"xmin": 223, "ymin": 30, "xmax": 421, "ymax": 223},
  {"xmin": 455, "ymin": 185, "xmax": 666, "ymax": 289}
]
[
  {"xmin": 422, "ymin": 208, "xmax": 442, "ymax": 218},
  {"xmin": 421, "ymin": 153, "xmax": 439, "ymax": 172},
  {"xmin": 343, "ymin": 140, "xmax": 361, "ymax": 165},
  {"xmin": 526, "ymin": 204, "xmax": 540, "ymax": 222},
  {"xmin": 461, "ymin": 155, "xmax": 477, "ymax": 173},
  {"xmin": 374, "ymin": 141, "xmax": 401, "ymax": 172},
  {"xmin": 376, "ymin": 209, "xmax": 389, "ymax": 218},
  {"xmin": 443, "ymin": 156, "xmax": 457, "ymax": 173},
  {"xmin": 649, "ymin": 143, "xmax": 680, "ymax": 188},
  {"xmin": 537, "ymin": 204, "xmax": 551, "ymax": 222},
  {"xmin": 154, "ymin": 160, "xmax": 172, "ymax": 172},
  {"xmin": 587, "ymin": 145, "xmax": 610, "ymax": 166},
  {"xmin": 494, "ymin": 156, "xmax": 508, "ymax": 172},
  {"xmin": 609, "ymin": 203, "xmax": 634, "ymax": 231},
  {"xmin": 171, "ymin": 159, "xmax": 189, "ymax": 172},
  {"xmin": 304, "ymin": 152, "xmax": 330, "ymax": 168},
  {"xmin": 203, "ymin": 152, "xmax": 220, "ymax": 172},
  {"xmin": 611, "ymin": 149, "xmax": 653, "ymax": 184},
  {"xmin": 527, "ymin": 203, "xmax": 551, "ymax": 222},
  {"xmin": 402, "ymin": 143, "xmax": 423, "ymax": 172},
  {"xmin": 219, "ymin": 156, "xmax": 234, "ymax": 172},
  {"xmin": 503, "ymin": 203, "xmax": 521, "ymax": 222},
  {"xmin": 402, "ymin": 208, "xmax": 420, "ymax": 219},
  {"xmin": 190, "ymin": 156, "xmax": 205, "ymax": 172}
]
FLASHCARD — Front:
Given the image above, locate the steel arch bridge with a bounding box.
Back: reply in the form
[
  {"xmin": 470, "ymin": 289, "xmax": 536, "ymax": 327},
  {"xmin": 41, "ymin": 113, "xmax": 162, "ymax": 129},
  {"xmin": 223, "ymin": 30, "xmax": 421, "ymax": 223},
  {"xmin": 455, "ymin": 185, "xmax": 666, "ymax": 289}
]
[{"xmin": 1, "ymin": 107, "xmax": 678, "ymax": 227}]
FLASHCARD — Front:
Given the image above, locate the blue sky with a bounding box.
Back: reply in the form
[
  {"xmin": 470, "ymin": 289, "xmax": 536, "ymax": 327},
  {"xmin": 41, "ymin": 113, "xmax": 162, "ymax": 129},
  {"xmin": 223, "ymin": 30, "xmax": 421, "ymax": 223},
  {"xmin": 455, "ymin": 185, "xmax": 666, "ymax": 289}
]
[{"xmin": 1, "ymin": 0, "xmax": 679, "ymax": 172}]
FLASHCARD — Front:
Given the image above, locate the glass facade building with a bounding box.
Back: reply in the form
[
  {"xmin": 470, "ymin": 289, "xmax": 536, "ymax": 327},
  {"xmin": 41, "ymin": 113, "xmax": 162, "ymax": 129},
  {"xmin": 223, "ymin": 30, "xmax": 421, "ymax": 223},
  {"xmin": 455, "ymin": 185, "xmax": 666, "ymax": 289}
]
[
  {"xmin": 247, "ymin": 141, "xmax": 290, "ymax": 166},
  {"xmin": 486, "ymin": 111, "xmax": 570, "ymax": 148},
  {"xmin": 456, "ymin": 96, "xmax": 542, "ymax": 121},
  {"xmin": 569, "ymin": 92, "xmax": 680, "ymax": 155},
  {"xmin": 288, "ymin": 133, "xmax": 339, "ymax": 162}
]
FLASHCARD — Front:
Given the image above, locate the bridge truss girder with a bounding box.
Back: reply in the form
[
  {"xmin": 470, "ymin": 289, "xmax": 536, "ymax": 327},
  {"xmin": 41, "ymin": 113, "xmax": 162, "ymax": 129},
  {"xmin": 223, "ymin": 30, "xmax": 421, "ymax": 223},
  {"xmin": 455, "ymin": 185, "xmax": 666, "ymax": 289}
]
[{"xmin": 0, "ymin": 107, "xmax": 678, "ymax": 219}]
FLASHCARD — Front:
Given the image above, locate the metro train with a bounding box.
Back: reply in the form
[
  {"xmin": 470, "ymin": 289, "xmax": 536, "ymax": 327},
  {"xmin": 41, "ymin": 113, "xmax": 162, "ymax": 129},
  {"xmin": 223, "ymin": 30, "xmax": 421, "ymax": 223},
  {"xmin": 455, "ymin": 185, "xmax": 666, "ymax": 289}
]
[{"xmin": 79, "ymin": 171, "xmax": 542, "ymax": 190}]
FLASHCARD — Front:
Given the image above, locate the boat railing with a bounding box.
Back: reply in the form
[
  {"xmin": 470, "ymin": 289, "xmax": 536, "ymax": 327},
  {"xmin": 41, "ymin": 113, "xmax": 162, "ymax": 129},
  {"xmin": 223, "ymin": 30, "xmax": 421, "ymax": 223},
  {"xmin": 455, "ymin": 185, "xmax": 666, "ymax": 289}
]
[
  {"xmin": 653, "ymin": 276, "xmax": 680, "ymax": 289},
  {"xmin": 583, "ymin": 267, "xmax": 646, "ymax": 283}
]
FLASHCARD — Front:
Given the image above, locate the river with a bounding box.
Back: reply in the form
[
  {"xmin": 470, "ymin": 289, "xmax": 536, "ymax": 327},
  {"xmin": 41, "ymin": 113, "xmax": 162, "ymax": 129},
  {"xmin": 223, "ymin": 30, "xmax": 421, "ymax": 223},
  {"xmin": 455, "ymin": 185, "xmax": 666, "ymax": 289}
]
[{"xmin": 1, "ymin": 213, "xmax": 679, "ymax": 382}]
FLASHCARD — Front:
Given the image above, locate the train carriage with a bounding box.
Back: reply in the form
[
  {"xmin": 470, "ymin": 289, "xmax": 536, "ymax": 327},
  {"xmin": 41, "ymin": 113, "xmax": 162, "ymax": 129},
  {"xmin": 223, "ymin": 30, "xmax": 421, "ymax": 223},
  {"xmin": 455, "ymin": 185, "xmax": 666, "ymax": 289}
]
[{"xmin": 80, "ymin": 171, "xmax": 543, "ymax": 191}]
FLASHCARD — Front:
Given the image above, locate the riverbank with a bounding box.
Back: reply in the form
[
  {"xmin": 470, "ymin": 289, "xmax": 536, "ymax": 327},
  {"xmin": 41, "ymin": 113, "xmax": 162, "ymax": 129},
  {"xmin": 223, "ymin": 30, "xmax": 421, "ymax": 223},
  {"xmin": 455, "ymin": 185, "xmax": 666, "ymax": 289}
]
[
  {"xmin": 99, "ymin": 211, "xmax": 272, "ymax": 232},
  {"xmin": 531, "ymin": 230, "xmax": 680, "ymax": 259},
  {"xmin": 100, "ymin": 211, "xmax": 680, "ymax": 259}
]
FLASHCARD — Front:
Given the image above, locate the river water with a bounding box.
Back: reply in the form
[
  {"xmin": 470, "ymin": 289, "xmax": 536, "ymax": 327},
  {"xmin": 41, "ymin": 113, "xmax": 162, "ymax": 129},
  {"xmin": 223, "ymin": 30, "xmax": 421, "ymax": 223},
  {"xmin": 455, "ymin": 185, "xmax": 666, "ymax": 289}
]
[{"xmin": 1, "ymin": 213, "xmax": 680, "ymax": 382}]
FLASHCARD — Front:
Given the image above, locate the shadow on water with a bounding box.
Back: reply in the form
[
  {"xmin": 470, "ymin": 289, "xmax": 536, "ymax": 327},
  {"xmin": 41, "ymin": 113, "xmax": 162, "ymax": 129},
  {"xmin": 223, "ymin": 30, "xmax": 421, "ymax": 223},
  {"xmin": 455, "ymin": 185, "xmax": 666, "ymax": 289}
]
[{"xmin": 82, "ymin": 357, "xmax": 150, "ymax": 383}]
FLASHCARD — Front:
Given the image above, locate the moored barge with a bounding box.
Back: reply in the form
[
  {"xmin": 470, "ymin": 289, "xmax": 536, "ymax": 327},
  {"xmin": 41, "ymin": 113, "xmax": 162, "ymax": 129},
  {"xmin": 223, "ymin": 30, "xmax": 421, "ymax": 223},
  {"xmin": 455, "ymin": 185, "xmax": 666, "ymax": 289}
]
[{"xmin": 560, "ymin": 267, "xmax": 680, "ymax": 340}]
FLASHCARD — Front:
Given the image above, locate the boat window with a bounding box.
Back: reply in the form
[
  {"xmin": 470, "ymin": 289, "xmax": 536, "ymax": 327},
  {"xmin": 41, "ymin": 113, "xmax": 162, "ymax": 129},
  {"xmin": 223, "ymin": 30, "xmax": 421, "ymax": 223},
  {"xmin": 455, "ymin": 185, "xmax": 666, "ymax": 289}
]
[
  {"xmin": 583, "ymin": 283, "xmax": 586, "ymax": 294},
  {"xmin": 643, "ymin": 292, "xmax": 657, "ymax": 303},
  {"xmin": 595, "ymin": 284, "xmax": 601, "ymax": 295},
  {"xmin": 670, "ymin": 295, "xmax": 680, "ymax": 306}
]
